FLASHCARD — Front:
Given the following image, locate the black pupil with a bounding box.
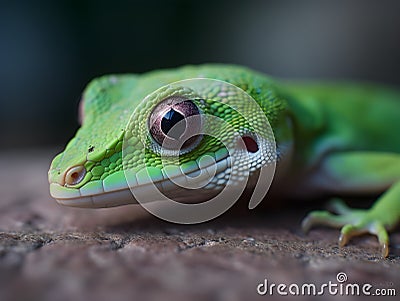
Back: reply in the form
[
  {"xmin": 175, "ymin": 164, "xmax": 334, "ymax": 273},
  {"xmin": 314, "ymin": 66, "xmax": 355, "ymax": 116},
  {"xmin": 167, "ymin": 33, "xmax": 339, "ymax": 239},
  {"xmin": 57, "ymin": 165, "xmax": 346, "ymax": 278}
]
[{"xmin": 161, "ymin": 109, "xmax": 186, "ymax": 139}]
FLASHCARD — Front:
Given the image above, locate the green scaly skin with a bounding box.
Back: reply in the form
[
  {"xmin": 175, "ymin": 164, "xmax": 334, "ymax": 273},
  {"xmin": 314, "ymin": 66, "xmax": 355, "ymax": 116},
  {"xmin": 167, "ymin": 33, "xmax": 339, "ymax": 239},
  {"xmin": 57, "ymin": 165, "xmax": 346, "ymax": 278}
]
[{"xmin": 48, "ymin": 64, "xmax": 400, "ymax": 257}]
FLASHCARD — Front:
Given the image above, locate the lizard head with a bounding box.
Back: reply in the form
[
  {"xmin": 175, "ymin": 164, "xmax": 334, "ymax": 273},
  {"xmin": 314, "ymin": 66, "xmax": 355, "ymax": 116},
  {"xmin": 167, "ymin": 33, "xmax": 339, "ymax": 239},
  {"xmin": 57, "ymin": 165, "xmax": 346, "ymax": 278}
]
[{"xmin": 48, "ymin": 65, "xmax": 290, "ymax": 209}]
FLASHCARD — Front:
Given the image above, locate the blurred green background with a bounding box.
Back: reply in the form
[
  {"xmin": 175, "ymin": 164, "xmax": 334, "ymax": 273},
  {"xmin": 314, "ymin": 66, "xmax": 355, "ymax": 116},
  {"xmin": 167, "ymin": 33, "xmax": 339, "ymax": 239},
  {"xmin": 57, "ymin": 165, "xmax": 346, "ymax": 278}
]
[{"xmin": 1, "ymin": 0, "xmax": 399, "ymax": 149}]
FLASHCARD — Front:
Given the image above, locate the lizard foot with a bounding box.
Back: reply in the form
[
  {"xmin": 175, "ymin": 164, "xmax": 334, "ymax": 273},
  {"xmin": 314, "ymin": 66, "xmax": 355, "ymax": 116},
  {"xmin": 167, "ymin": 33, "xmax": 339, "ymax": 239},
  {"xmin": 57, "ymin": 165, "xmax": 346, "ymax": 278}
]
[{"xmin": 302, "ymin": 198, "xmax": 389, "ymax": 258}]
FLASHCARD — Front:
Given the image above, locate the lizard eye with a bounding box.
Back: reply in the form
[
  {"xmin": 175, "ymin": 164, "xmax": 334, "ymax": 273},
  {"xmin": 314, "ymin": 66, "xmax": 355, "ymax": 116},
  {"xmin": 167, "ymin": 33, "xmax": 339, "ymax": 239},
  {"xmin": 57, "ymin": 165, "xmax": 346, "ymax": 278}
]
[{"xmin": 149, "ymin": 97, "xmax": 202, "ymax": 152}]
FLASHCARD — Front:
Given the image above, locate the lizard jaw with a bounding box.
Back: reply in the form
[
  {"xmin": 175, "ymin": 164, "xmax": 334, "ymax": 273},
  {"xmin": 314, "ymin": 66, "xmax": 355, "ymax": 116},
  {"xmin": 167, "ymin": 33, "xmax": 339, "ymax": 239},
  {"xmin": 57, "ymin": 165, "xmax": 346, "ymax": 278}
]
[{"xmin": 49, "ymin": 156, "xmax": 230, "ymax": 208}]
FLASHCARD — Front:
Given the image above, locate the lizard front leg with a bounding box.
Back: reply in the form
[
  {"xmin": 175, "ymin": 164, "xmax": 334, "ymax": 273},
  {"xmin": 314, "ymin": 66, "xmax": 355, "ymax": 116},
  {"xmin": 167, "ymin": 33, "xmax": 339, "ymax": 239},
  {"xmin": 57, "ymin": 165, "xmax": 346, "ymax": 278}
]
[{"xmin": 302, "ymin": 152, "xmax": 400, "ymax": 257}]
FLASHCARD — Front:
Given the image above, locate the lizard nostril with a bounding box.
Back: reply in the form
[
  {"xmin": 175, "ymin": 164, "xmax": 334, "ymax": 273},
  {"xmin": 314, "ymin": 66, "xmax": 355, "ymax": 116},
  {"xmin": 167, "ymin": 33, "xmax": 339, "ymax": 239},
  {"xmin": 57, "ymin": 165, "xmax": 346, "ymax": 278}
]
[{"xmin": 65, "ymin": 165, "xmax": 86, "ymax": 186}]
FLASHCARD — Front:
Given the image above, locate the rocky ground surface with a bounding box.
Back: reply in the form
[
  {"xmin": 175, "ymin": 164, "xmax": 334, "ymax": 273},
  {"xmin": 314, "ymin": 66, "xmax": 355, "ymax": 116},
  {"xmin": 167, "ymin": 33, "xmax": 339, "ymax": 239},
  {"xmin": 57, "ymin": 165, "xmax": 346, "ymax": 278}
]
[{"xmin": 0, "ymin": 150, "xmax": 399, "ymax": 301}]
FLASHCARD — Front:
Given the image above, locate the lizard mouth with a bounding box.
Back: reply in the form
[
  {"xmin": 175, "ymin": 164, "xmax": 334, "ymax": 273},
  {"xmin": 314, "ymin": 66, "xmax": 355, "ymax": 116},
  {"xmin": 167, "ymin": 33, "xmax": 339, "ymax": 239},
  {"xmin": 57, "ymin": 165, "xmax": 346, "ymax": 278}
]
[{"xmin": 49, "ymin": 155, "xmax": 230, "ymax": 208}]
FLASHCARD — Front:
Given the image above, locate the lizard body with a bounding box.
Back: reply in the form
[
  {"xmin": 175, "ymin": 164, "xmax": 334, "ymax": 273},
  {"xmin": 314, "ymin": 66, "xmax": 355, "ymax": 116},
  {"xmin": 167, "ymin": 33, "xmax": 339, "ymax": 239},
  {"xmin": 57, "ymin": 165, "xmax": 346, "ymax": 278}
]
[{"xmin": 48, "ymin": 64, "xmax": 400, "ymax": 257}]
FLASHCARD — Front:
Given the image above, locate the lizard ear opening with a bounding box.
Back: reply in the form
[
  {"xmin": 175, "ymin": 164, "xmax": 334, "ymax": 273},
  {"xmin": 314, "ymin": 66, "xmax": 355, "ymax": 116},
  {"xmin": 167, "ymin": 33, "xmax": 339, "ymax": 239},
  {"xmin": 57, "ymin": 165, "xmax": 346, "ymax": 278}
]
[{"xmin": 241, "ymin": 136, "xmax": 259, "ymax": 153}]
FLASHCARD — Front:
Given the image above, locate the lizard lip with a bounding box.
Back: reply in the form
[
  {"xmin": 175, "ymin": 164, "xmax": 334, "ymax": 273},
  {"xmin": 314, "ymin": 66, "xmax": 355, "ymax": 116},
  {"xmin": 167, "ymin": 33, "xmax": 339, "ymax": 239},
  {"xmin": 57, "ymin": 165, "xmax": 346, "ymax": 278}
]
[{"xmin": 50, "ymin": 156, "xmax": 230, "ymax": 208}]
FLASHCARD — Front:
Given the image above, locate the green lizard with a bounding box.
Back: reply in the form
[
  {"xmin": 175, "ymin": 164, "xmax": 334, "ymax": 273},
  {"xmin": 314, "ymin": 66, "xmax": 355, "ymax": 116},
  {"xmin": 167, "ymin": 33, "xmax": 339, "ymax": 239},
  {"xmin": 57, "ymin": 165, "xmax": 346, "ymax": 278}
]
[{"xmin": 48, "ymin": 64, "xmax": 400, "ymax": 257}]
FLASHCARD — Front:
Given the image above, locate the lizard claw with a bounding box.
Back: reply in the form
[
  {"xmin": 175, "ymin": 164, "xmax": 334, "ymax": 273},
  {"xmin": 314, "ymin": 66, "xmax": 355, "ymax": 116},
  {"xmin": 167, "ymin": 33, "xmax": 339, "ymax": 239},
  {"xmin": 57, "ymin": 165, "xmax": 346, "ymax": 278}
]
[
  {"xmin": 338, "ymin": 224, "xmax": 365, "ymax": 247},
  {"xmin": 339, "ymin": 221, "xmax": 389, "ymax": 257},
  {"xmin": 302, "ymin": 199, "xmax": 391, "ymax": 258},
  {"xmin": 369, "ymin": 222, "xmax": 389, "ymax": 258},
  {"xmin": 382, "ymin": 243, "xmax": 389, "ymax": 258}
]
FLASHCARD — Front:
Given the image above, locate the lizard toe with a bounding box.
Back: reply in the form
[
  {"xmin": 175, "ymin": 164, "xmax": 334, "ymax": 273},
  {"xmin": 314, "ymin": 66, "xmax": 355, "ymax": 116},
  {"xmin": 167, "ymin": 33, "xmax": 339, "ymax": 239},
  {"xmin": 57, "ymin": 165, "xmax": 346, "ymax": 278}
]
[
  {"xmin": 338, "ymin": 221, "xmax": 390, "ymax": 258},
  {"xmin": 338, "ymin": 224, "xmax": 366, "ymax": 247},
  {"xmin": 303, "ymin": 199, "xmax": 392, "ymax": 258},
  {"xmin": 301, "ymin": 210, "xmax": 349, "ymax": 233}
]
